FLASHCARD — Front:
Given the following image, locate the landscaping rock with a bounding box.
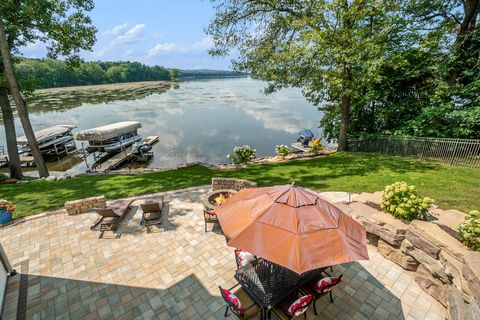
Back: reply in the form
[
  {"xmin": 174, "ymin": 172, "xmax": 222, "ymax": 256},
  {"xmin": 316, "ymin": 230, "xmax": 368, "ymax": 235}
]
[
  {"xmin": 463, "ymin": 252, "xmax": 480, "ymax": 300},
  {"xmin": 401, "ymin": 239, "xmax": 452, "ymax": 284},
  {"xmin": 440, "ymin": 250, "xmax": 473, "ymax": 298},
  {"xmin": 378, "ymin": 239, "xmax": 418, "ymax": 271},
  {"xmin": 448, "ymin": 287, "xmax": 480, "ymax": 320},
  {"xmin": 430, "ymin": 207, "xmax": 468, "ymax": 229},
  {"xmin": 45, "ymin": 176, "xmax": 57, "ymax": 181},
  {"xmin": 411, "ymin": 220, "xmax": 470, "ymax": 261},
  {"xmin": 353, "ymin": 191, "xmax": 383, "ymax": 206},
  {"xmin": 64, "ymin": 195, "xmax": 106, "ymax": 215},
  {"xmin": 347, "ymin": 202, "xmax": 407, "ymax": 247},
  {"xmin": 405, "ymin": 227, "xmax": 441, "ymax": 259},
  {"xmin": 415, "ymin": 264, "xmax": 451, "ymax": 307}
]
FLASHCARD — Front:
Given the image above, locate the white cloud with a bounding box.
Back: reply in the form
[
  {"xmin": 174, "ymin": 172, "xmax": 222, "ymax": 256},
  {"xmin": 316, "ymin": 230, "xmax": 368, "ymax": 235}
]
[
  {"xmin": 102, "ymin": 23, "xmax": 129, "ymax": 36},
  {"xmin": 146, "ymin": 36, "xmax": 213, "ymax": 57},
  {"xmin": 94, "ymin": 24, "xmax": 146, "ymax": 58}
]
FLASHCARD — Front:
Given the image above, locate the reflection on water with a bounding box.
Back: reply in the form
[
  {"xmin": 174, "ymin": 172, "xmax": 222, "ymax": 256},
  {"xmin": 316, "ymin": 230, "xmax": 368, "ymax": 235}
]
[{"xmin": 0, "ymin": 78, "xmax": 322, "ymax": 172}]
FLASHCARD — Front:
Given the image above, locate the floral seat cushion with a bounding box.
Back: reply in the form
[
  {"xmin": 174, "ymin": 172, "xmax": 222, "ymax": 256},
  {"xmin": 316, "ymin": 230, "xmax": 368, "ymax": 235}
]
[
  {"xmin": 220, "ymin": 288, "xmax": 243, "ymax": 314},
  {"xmin": 235, "ymin": 250, "xmax": 255, "ymax": 267},
  {"xmin": 314, "ymin": 276, "xmax": 341, "ymax": 293},
  {"xmin": 287, "ymin": 294, "xmax": 313, "ymax": 316}
]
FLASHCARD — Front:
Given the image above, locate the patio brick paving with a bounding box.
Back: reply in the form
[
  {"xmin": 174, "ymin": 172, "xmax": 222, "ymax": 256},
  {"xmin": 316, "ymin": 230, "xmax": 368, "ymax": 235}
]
[{"xmin": 0, "ymin": 186, "xmax": 446, "ymax": 319}]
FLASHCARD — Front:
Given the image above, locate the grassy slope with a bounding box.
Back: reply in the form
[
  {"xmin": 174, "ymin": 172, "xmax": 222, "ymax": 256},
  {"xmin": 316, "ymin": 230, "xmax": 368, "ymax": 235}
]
[{"xmin": 2, "ymin": 152, "xmax": 478, "ymax": 218}]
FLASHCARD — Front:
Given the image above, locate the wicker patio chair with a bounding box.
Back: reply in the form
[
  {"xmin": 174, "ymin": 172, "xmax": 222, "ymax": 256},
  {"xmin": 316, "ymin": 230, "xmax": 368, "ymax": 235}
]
[
  {"xmin": 219, "ymin": 284, "xmax": 261, "ymax": 319},
  {"xmin": 140, "ymin": 195, "xmax": 164, "ymax": 232},
  {"xmin": 204, "ymin": 209, "xmax": 220, "ymax": 232},
  {"xmin": 271, "ymin": 292, "xmax": 313, "ymax": 320},
  {"xmin": 90, "ymin": 199, "xmax": 134, "ymax": 232},
  {"xmin": 300, "ymin": 272, "xmax": 343, "ymax": 315}
]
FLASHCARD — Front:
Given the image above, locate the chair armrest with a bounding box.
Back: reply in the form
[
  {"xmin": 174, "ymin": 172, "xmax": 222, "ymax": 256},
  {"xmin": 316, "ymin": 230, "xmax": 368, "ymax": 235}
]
[{"xmin": 227, "ymin": 282, "xmax": 241, "ymax": 291}]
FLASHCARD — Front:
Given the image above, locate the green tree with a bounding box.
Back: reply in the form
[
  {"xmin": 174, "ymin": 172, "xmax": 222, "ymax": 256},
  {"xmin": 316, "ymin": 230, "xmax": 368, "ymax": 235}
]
[
  {"xmin": 207, "ymin": 0, "xmax": 399, "ymax": 150},
  {"xmin": 0, "ymin": 0, "xmax": 96, "ymax": 178},
  {"xmin": 169, "ymin": 68, "xmax": 179, "ymax": 81}
]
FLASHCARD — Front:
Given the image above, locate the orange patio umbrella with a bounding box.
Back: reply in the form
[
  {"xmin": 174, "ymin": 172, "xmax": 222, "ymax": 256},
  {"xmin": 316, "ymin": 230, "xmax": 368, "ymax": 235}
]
[{"xmin": 215, "ymin": 183, "xmax": 369, "ymax": 274}]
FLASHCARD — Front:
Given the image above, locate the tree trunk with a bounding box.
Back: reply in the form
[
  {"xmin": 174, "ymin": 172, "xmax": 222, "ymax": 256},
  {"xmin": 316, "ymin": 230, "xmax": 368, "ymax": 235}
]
[
  {"xmin": 0, "ymin": 18, "xmax": 49, "ymax": 177},
  {"xmin": 0, "ymin": 87, "xmax": 23, "ymax": 179},
  {"xmin": 338, "ymin": 64, "xmax": 351, "ymax": 151}
]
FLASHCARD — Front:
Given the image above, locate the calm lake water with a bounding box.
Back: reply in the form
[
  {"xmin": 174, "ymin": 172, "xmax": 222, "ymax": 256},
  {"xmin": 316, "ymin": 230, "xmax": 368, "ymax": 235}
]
[{"xmin": 1, "ymin": 78, "xmax": 323, "ymax": 173}]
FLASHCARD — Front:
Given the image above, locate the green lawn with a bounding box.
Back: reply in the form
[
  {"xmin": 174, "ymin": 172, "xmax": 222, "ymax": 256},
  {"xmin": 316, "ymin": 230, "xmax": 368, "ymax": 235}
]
[{"xmin": 2, "ymin": 152, "xmax": 479, "ymax": 218}]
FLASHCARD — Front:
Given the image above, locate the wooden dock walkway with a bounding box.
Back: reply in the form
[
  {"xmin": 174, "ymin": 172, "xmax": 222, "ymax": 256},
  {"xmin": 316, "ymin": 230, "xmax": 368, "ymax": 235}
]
[
  {"xmin": 0, "ymin": 155, "xmax": 36, "ymax": 167},
  {"xmin": 92, "ymin": 136, "xmax": 159, "ymax": 171}
]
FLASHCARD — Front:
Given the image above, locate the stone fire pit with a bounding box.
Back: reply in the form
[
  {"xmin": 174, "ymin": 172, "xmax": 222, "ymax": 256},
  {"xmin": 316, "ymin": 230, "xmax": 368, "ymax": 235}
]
[{"xmin": 202, "ymin": 189, "xmax": 237, "ymax": 211}]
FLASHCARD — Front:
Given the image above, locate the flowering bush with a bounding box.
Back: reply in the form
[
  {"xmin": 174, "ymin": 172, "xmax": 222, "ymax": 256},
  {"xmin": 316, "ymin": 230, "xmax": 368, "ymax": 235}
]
[
  {"xmin": 380, "ymin": 182, "xmax": 433, "ymax": 221},
  {"xmin": 227, "ymin": 145, "xmax": 256, "ymax": 164},
  {"xmin": 457, "ymin": 210, "xmax": 480, "ymax": 251},
  {"xmin": 275, "ymin": 145, "xmax": 291, "ymax": 157},
  {"xmin": 0, "ymin": 199, "xmax": 15, "ymax": 212},
  {"xmin": 309, "ymin": 138, "xmax": 325, "ymax": 153}
]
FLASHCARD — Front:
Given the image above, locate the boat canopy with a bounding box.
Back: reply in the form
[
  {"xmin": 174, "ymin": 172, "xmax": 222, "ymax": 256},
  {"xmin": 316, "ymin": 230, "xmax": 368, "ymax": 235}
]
[
  {"xmin": 17, "ymin": 125, "xmax": 76, "ymax": 145},
  {"xmin": 75, "ymin": 121, "xmax": 142, "ymax": 141}
]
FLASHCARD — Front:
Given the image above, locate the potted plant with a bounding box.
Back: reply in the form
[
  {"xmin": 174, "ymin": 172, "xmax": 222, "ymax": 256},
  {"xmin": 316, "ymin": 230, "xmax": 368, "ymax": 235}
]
[{"xmin": 0, "ymin": 199, "xmax": 15, "ymax": 224}]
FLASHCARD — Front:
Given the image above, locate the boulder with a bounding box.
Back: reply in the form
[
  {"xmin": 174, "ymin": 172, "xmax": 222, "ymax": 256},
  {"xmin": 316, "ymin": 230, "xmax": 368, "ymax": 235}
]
[
  {"xmin": 440, "ymin": 250, "xmax": 473, "ymax": 298},
  {"xmin": 45, "ymin": 175, "xmax": 57, "ymax": 181},
  {"xmin": 352, "ymin": 191, "xmax": 383, "ymax": 206},
  {"xmin": 378, "ymin": 239, "xmax": 418, "ymax": 271},
  {"xmin": 411, "ymin": 220, "xmax": 470, "ymax": 261},
  {"xmin": 405, "ymin": 227, "xmax": 441, "ymax": 259},
  {"xmin": 430, "ymin": 207, "xmax": 468, "ymax": 229},
  {"xmin": 347, "ymin": 202, "xmax": 407, "ymax": 247},
  {"xmin": 415, "ymin": 265, "xmax": 451, "ymax": 307},
  {"xmin": 463, "ymin": 252, "xmax": 480, "ymax": 300},
  {"xmin": 448, "ymin": 287, "xmax": 480, "ymax": 320},
  {"xmin": 401, "ymin": 239, "xmax": 452, "ymax": 284}
]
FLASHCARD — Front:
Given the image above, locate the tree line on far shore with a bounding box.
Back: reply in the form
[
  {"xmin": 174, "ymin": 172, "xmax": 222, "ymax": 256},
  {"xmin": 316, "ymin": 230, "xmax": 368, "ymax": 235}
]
[{"xmin": 15, "ymin": 58, "xmax": 248, "ymax": 89}]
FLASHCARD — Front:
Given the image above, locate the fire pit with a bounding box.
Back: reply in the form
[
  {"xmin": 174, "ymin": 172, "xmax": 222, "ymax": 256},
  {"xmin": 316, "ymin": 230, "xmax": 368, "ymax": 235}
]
[{"xmin": 202, "ymin": 189, "xmax": 237, "ymax": 211}]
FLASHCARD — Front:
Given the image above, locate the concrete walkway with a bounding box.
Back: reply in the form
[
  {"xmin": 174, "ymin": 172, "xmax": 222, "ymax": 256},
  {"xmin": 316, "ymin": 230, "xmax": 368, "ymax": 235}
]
[{"xmin": 0, "ymin": 186, "xmax": 445, "ymax": 319}]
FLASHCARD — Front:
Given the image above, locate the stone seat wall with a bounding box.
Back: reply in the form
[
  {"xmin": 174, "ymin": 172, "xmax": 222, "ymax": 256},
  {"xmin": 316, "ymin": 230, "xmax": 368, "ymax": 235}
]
[
  {"xmin": 211, "ymin": 178, "xmax": 257, "ymax": 191},
  {"xmin": 64, "ymin": 196, "xmax": 106, "ymax": 215}
]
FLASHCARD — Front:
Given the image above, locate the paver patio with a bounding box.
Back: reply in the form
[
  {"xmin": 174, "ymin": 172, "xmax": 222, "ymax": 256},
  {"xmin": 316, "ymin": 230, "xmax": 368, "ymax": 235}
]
[{"xmin": 0, "ymin": 186, "xmax": 446, "ymax": 319}]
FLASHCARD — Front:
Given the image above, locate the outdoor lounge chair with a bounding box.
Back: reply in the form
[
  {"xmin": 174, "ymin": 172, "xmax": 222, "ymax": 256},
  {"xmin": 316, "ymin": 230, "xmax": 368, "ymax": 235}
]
[
  {"xmin": 272, "ymin": 292, "xmax": 313, "ymax": 320},
  {"xmin": 91, "ymin": 199, "xmax": 134, "ymax": 232},
  {"xmin": 139, "ymin": 195, "xmax": 164, "ymax": 232},
  {"xmin": 219, "ymin": 284, "xmax": 260, "ymax": 319},
  {"xmin": 300, "ymin": 271, "xmax": 343, "ymax": 315}
]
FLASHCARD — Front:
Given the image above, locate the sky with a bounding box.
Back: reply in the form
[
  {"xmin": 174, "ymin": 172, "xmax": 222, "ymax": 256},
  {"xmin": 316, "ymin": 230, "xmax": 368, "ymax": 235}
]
[{"xmin": 19, "ymin": 0, "xmax": 233, "ymax": 70}]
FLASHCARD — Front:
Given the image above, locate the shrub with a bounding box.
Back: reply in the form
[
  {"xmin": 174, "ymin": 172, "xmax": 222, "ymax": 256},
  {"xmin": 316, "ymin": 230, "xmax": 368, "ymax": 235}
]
[
  {"xmin": 227, "ymin": 145, "xmax": 256, "ymax": 164},
  {"xmin": 275, "ymin": 145, "xmax": 291, "ymax": 157},
  {"xmin": 380, "ymin": 182, "xmax": 433, "ymax": 221},
  {"xmin": 309, "ymin": 138, "xmax": 325, "ymax": 153},
  {"xmin": 0, "ymin": 173, "xmax": 7, "ymax": 181},
  {"xmin": 457, "ymin": 210, "xmax": 480, "ymax": 251}
]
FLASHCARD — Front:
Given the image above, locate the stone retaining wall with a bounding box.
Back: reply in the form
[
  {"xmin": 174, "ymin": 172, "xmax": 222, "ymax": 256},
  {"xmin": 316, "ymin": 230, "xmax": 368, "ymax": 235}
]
[
  {"xmin": 64, "ymin": 196, "xmax": 106, "ymax": 215},
  {"xmin": 211, "ymin": 178, "xmax": 257, "ymax": 191},
  {"xmin": 344, "ymin": 193, "xmax": 480, "ymax": 320}
]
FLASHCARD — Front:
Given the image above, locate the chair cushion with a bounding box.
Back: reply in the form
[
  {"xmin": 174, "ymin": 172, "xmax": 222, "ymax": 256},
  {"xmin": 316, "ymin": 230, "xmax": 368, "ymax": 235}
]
[
  {"xmin": 235, "ymin": 250, "xmax": 255, "ymax": 267},
  {"xmin": 314, "ymin": 276, "xmax": 341, "ymax": 293},
  {"xmin": 205, "ymin": 210, "xmax": 217, "ymax": 216},
  {"xmin": 287, "ymin": 294, "xmax": 312, "ymax": 316},
  {"xmin": 220, "ymin": 288, "xmax": 243, "ymax": 314}
]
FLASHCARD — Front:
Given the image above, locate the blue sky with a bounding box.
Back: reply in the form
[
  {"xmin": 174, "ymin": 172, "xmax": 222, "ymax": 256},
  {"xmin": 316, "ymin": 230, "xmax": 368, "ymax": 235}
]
[{"xmin": 19, "ymin": 0, "xmax": 232, "ymax": 70}]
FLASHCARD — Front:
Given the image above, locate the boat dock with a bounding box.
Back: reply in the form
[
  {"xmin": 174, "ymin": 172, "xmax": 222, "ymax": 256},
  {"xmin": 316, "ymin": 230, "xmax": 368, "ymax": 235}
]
[
  {"xmin": 291, "ymin": 142, "xmax": 312, "ymax": 152},
  {"xmin": 92, "ymin": 136, "xmax": 159, "ymax": 171},
  {"xmin": 0, "ymin": 155, "xmax": 36, "ymax": 167}
]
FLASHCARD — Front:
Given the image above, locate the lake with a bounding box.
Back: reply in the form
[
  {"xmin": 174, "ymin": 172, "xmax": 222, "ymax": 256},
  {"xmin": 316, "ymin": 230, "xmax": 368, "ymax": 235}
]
[{"xmin": 0, "ymin": 78, "xmax": 323, "ymax": 173}]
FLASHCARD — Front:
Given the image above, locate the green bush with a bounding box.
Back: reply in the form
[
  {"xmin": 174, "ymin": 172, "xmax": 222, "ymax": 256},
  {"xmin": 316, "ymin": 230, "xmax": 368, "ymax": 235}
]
[
  {"xmin": 457, "ymin": 210, "xmax": 480, "ymax": 251},
  {"xmin": 275, "ymin": 145, "xmax": 291, "ymax": 156},
  {"xmin": 227, "ymin": 145, "xmax": 256, "ymax": 164},
  {"xmin": 309, "ymin": 138, "xmax": 325, "ymax": 153},
  {"xmin": 380, "ymin": 182, "xmax": 433, "ymax": 220},
  {"xmin": 0, "ymin": 173, "xmax": 7, "ymax": 181}
]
